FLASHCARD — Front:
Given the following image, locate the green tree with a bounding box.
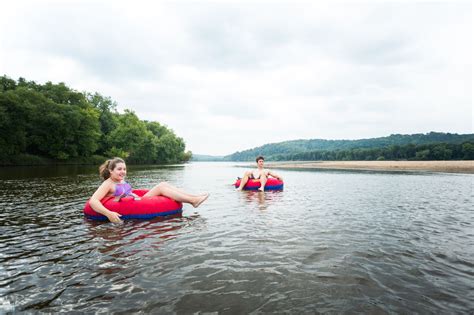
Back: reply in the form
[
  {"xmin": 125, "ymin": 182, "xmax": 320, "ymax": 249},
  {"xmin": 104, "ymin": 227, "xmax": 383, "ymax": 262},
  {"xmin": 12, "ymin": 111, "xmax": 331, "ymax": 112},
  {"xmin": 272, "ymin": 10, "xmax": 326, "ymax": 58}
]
[
  {"xmin": 415, "ymin": 149, "xmax": 430, "ymax": 160},
  {"xmin": 13, "ymin": 87, "xmax": 100, "ymax": 160},
  {"xmin": 130, "ymin": 130, "xmax": 158, "ymax": 164},
  {"xmin": 431, "ymin": 144, "xmax": 452, "ymax": 160},
  {"xmin": 461, "ymin": 143, "xmax": 474, "ymax": 160},
  {"xmin": 71, "ymin": 106, "xmax": 101, "ymax": 157},
  {"xmin": 106, "ymin": 110, "xmax": 148, "ymax": 160},
  {"xmin": 38, "ymin": 81, "xmax": 87, "ymax": 107},
  {"xmin": 146, "ymin": 121, "xmax": 169, "ymax": 138},
  {"xmin": 0, "ymin": 91, "xmax": 30, "ymax": 160},
  {"xmin": 0, "ymin": 76, "xmax": 17, "ymax": 92},
  {"xmin": 86, "ymin": 92, "xmax": 119, "ymax": 155},
  {"xmin": 155, "ymin": 133, "xmax": 186, "ymax": 163},
  {"xmin": 26, "ymin": 95, "xmax": 71, "ymax": 159},
  {"xmin": 0, "ymin": 76, "xmax": 190, "ymax": 165}
]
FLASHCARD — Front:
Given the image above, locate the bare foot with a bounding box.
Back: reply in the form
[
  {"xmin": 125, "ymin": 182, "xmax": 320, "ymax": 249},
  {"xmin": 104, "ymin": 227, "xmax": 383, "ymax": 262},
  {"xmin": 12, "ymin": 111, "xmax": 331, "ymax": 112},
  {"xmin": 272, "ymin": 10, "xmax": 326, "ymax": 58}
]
[{"xmin": 193, "ymin": 193, "xmax": 209, "ymax": 208}]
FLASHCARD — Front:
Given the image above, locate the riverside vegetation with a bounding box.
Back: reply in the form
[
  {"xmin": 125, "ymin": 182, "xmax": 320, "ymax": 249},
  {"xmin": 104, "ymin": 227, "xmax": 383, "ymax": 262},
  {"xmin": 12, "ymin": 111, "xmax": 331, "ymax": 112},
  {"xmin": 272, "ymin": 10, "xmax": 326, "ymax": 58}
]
[
  {"xmin": 0, "ymin": 76, "xmax": 191, "ymax": 165},
  {"xmin": 224, "ymin": 132, "xmax": 474, "ymax": 161},
  {"xmin": 3, "ymin": 76, "xmax": 473, "ymax": 166}
]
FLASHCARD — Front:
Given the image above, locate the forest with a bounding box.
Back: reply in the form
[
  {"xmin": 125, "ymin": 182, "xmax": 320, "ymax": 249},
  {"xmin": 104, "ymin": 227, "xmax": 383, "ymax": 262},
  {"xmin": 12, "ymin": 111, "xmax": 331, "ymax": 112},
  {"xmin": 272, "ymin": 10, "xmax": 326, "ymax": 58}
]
[
  {"xmin": 225, "ymin": 133, "xmax": 474, "ymax": 161},
  {"xmin": 0, "ymin": 76, "xmax": 191, "ymax": 165},
  {"xmin": 3, "ymin": 75, "xmax": 472, "ymax": 165}
]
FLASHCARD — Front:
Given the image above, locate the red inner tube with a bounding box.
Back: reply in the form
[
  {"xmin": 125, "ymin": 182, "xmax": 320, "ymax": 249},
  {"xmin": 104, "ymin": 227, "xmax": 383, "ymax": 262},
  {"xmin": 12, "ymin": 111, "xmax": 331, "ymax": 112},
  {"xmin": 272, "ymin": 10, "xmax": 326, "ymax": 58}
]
[
  {"xmin": 234, "ymin": 178, "xmax": 284, "ymax": 190},
  {"xmin": 83, "ymin": 189, "xmax": 183, "ymax": 220}
]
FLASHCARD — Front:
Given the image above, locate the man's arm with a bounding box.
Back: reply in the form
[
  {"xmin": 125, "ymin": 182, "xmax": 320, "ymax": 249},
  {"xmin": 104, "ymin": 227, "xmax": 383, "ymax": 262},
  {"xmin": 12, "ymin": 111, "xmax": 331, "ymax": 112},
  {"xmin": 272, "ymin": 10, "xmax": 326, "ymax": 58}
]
[{"xmin": 267, "ymin": 170, "xmax": 282, "ymax": 181}]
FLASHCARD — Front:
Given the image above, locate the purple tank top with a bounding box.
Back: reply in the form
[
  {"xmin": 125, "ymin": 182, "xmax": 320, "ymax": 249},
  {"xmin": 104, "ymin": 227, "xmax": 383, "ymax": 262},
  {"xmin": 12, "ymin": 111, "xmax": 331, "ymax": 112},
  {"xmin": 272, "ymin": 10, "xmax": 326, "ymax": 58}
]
[{"xmin": 114, "ymin": 182, "xmax": 132, "ymax": 197}]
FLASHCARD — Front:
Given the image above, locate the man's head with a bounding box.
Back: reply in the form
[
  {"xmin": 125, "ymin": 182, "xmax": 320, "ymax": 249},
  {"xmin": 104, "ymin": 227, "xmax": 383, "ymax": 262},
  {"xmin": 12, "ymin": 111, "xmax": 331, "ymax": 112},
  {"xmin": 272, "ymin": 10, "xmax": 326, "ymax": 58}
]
[{"xmin": 256, "ymin": 156, "xmax": 264, "ymax": 166}]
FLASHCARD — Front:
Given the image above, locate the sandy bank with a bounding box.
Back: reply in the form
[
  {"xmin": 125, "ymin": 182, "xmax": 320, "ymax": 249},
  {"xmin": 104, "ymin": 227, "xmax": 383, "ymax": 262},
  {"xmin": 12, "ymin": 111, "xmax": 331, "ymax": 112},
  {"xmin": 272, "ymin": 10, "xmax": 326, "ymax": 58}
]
[{"xmin": 265, "ymin": 160, "xmax": 474, "ymax": 174}]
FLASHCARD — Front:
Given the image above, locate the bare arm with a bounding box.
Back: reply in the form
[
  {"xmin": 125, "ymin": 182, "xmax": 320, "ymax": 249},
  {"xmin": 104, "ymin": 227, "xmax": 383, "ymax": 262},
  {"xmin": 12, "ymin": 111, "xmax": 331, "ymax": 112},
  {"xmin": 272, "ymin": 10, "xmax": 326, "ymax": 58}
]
[
  {"xmin": 267, "ymin": 170, "xmax": 283, "ymax": 181},
  {"xmin": 89, "ymin": 180, "xmax": 123, "ymax": 223}
]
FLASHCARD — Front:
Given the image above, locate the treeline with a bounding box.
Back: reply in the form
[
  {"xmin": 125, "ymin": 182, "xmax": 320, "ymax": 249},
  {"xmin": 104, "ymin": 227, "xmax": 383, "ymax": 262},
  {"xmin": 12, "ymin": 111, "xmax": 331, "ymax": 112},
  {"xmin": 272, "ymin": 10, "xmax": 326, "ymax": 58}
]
[
  {"xmin": 225, "ymin": 132, "xmax": 474, "ymax": 161},
  {"xmin": 269, "ymin": 142, "xmax": 474, "ymax": 161},
  {"xmin": 0, "ymin": 76, "xmax": 191, "ymax": 165},
  {"xmin": 191, "ymin": 154, "xmax": 225, "ymax": 161}
]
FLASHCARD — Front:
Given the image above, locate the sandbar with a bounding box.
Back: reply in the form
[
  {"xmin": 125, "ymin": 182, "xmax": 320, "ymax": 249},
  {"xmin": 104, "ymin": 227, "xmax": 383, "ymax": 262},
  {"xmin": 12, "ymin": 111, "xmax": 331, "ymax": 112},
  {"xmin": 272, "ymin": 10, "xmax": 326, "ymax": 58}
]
[{"xmin": 265, "ymin": 160, "xmax": 474, "ymax": 174}]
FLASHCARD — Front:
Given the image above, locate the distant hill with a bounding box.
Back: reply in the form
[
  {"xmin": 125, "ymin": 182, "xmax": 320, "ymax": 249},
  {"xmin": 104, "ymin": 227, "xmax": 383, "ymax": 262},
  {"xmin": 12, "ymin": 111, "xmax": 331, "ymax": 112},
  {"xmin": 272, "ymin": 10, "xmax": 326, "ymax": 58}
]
[
  {"xmin": 191, "ymin": 154, "xmax": 225, "ymax": 161},
  {"xmin": 224, "ymin": 132, "xmax": 474, "ymax": 161}
]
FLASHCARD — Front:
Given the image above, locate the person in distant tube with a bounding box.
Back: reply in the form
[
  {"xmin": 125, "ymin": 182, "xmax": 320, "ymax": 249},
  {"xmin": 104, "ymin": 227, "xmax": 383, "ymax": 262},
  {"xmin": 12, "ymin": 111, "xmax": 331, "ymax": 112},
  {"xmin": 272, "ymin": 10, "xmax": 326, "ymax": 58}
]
[{"xmin": 237, "ymin": 156, "xmax": 283, "ymax": 192}]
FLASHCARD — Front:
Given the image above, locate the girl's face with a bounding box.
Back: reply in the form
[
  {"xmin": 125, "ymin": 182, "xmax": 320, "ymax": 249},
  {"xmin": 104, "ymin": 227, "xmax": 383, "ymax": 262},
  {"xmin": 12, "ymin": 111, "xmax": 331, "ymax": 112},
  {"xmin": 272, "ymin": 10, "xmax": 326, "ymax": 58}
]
[{"xmin": 110, "ymin": 162, "xmax": 127, "ymax": 182}]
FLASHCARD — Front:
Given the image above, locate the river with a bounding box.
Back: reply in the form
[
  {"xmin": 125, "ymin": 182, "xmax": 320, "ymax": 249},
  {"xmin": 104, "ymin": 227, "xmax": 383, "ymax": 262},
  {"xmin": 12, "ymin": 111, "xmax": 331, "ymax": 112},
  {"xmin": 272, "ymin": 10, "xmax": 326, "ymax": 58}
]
[{"xmin": 1, "ymin": 162, "xmax": 473, "ymax": 313}]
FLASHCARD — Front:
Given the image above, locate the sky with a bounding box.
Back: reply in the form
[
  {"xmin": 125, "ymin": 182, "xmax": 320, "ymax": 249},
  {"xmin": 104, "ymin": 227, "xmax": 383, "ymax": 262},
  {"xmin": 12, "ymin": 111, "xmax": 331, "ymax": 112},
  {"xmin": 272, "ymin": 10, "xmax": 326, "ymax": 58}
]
[{"xmin": 0, "ymin": 1, "xmax": 472, "ymax": 156}]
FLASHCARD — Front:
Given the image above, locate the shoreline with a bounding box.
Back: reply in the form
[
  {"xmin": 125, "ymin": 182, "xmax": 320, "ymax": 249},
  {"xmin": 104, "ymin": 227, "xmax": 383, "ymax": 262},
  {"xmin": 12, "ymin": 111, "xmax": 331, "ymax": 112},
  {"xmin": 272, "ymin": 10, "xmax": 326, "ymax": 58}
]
[{"xmin": 264, "ymin": 160, "xmax": 474, "ymax": 174}]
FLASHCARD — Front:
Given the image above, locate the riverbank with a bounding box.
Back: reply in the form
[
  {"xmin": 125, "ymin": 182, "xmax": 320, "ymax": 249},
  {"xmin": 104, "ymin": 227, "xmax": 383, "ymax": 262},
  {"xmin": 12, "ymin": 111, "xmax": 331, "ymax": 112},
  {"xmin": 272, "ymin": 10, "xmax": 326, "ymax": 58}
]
[
  {"xmin": 0, "ymin": 154, "xmax": 190, "ymax": 166},
  {"xmin": 265, "ymin": 160, "xmax": 474, "ymax": 174},
  {"xmin": 0, "ymin": 154, "xmax": 107, "ymax": 166}
]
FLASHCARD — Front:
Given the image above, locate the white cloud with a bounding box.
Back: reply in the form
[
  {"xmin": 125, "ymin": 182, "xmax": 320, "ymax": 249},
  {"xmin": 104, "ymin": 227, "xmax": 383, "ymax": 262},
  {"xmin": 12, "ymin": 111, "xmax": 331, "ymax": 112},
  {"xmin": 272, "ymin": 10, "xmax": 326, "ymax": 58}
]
[{"xmin": 1, "ymin": 1, "xmax": 471, "ymax": 155}]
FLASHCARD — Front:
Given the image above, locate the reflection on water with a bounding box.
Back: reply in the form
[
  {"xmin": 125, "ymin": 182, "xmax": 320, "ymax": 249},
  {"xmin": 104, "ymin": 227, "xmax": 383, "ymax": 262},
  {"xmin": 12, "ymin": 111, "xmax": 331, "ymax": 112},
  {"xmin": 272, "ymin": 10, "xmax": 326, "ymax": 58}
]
[
  {"xmin": 85, "ymin": 214, "xmax": 189, "ymax": 252},
  {"xmin": 0, "ymin": 162, "xmax": 473, "ymax": 313},
  {"xmin": 240, "ymin": 190, "xmax": 284, "ymax": 210}
]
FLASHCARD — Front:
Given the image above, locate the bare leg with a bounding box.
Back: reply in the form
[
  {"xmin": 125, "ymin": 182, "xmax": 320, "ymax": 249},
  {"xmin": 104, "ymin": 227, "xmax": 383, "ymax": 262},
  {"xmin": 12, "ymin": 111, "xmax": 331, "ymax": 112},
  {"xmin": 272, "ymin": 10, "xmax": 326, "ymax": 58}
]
[
  {"xmin": 156, "ymin": 181, "xmax": 206, "ymax": 197},
  {"xmin": 237, "ymin": 171, "xmax": 252, "ymax": 190},
  {"xmin": 258, "ymin": 174, "xmax": 267, "ymax": 192},
  {"xmin": 143, "ymin": 182, "xmax": 209, "ymax": 207}
]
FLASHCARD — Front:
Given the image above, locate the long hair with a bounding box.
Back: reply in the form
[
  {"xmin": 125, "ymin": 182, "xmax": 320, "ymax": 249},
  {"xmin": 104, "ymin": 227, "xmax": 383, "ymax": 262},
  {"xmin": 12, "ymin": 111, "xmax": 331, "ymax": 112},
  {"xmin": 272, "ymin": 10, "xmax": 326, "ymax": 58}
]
[{"xmin": 99, "ymin": 157, "xmax": 125, "ymax": 180}]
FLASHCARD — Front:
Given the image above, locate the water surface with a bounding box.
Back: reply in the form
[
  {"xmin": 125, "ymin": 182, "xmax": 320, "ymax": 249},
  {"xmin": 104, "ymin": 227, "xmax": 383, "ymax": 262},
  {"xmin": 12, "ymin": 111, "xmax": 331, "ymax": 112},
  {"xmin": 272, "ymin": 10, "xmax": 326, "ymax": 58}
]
[{"xmin": 1, "ymin": 162, "xmax": 473, "ymax": 313}]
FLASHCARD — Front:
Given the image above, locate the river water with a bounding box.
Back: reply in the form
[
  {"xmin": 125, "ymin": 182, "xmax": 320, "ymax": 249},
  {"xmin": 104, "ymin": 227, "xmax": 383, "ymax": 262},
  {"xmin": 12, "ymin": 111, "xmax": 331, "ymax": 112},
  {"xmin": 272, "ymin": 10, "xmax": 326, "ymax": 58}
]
[{"xmin": 0, "ymin": 162, "xmax": 473, "ymax": 313}]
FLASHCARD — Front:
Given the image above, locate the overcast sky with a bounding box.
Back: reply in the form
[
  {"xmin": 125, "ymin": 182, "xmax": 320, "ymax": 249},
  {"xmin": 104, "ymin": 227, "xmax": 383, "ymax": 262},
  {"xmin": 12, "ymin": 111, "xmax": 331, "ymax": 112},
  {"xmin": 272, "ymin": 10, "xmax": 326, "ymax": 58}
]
[{"xmin": 1, "ymin": 1, "xmax": 472, "ymax": 155}]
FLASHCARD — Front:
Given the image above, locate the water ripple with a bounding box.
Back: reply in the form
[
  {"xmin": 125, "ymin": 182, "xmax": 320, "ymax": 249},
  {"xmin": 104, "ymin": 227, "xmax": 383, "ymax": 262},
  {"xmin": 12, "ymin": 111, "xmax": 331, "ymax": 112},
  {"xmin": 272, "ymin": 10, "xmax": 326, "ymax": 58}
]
[{"xmin": 0, "ymin": 164, "xmax": 473, "ymax": 313}]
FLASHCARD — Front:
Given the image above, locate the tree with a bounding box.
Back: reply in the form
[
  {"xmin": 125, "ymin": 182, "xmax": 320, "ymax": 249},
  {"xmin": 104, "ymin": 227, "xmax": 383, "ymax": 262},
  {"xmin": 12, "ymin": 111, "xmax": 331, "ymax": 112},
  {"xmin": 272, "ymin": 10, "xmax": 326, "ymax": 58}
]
[
  {"xmin": 0, "ymin": 76, "xmax": 17, "ymax": 92},
  {"xmin": 415, "ymin": 149, "xmax": 430, "ymax": 160},
  {"xmin": 0, "ymin": 76, "xmax": 190, "ymax": 164},
  {"xmin": 38, "ymin": 81, "xmax": 87, "ymax": 107},
  {"xmin": 86, "ymin": 92, "xmax": 119, "ymax": 155},
  {"xmin": 462, "ymin": 143, "xmax": 474, "ymax": 160},
  {"xmin": 155, "ymin": 133, "xmax": 186, "ymax": 163},
  {"xmin": 0, "ymin": 91, "xmax": 30, "ymax": 160},
  {"xmin": 106, "ymin": 110, "xmax": 148, "ymax": 161},
  {"xmin": 71, "ymin": 107, "xmax": 101, "ymax": 157},
  {"xmin": 146, "ymin": 121, "xmax": 169, "ymax": 138},
  {"xmin": 431, "ymin": 144, "xmax": 452, "ymax": 160}
]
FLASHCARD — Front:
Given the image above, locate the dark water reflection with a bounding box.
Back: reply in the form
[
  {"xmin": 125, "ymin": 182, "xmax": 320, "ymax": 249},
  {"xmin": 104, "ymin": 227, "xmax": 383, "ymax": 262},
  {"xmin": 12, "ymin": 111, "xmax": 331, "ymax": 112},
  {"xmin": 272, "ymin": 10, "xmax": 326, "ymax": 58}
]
[{"xmin": 0, "ymin": 162, "xmax": 473, "ymax": 313}]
